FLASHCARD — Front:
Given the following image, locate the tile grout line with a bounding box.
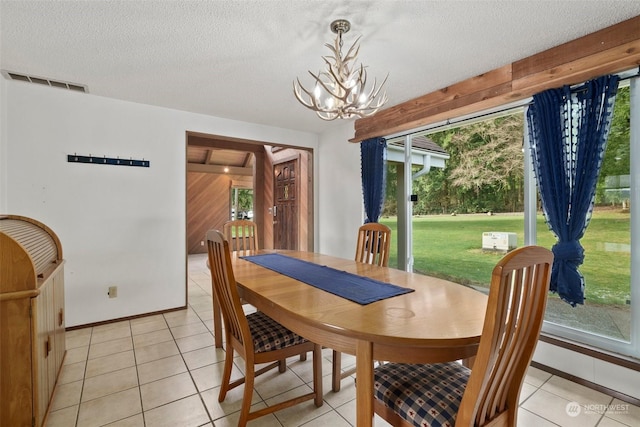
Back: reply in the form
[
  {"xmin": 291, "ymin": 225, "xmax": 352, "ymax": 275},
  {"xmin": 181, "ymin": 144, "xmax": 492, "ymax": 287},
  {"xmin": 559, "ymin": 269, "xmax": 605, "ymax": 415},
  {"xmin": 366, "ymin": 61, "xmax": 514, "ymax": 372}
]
[
  {"xmin": 75, "ymin": 327, "xmax": 93, "ymax": 427},
  {"xmin": 132, "ymin": 318, "xmax": 146, "ymax": 427},
  {"xmin": 167, "ymin": 302, "xmax": 217, "ymax": 426}
]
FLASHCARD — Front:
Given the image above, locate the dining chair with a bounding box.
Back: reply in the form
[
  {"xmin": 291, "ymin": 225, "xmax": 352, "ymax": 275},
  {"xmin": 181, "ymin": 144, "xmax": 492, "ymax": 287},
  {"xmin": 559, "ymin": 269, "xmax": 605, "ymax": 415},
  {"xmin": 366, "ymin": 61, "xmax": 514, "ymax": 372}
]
[
  {"xmin": 372, "ymin": 245, "xmax": 553, "ymax": 427},
  {"xmin": 218, "ymin": 220, "xmax": 309, "ymax": 359},
  {"xmin": 223, "ymin": 219, "xmax": 258, "ymax": 252},
  {"xmin": 210, "ymin": 219, "xmax": 259, "ymax": 348},
  {"xmin": 332, "ymin": 222, "xmax": 392, "ymax": 392},
  {"xmin": 354, "ymin": 222, "xmax": 392, "ymax": 267},
  {"xmin": 206, "ymin": 229, "xmax": 323, "ymax": 426}
]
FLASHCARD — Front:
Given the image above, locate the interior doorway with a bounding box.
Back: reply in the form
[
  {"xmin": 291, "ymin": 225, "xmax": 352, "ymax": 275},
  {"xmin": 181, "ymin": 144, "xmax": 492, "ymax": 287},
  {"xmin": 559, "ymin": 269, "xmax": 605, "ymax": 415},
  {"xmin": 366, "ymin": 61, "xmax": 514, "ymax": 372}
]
[{"xmin": 185, "ymin": 132, "xmax": 313, "ymax": 254}]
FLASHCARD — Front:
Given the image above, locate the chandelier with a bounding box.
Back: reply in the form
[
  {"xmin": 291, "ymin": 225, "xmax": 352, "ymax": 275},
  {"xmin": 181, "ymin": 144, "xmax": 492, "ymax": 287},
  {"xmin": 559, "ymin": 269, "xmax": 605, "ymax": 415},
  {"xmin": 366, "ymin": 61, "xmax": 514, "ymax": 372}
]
[{"xmin": 293, "ymin": 19, "xmax": 388, "ymax": 121}]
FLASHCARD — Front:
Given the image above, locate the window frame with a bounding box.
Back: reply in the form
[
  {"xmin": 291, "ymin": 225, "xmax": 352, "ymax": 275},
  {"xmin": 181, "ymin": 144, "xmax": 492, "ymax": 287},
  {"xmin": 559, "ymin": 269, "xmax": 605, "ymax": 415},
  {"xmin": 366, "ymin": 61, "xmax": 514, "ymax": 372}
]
[{"xmin": 529, "ymin": 75, "xmax": 638, "ymax": 358}]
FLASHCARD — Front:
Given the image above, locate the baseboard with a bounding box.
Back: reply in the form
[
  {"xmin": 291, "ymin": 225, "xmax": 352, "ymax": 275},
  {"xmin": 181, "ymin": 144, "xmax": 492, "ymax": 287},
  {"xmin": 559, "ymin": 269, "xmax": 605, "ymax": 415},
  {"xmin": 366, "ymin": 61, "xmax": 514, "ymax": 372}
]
[{"xmin": 65, "ymin": 305, "xmax": 188, "ymax": 331}]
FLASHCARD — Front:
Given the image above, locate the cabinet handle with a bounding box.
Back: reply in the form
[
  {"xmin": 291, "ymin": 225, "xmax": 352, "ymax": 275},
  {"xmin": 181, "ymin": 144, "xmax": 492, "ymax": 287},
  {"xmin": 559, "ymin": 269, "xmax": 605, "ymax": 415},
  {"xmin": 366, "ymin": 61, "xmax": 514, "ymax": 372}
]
[
  {"xmin": 45, "ymin": 336, "xmax": 52, "ymax": 357},
  {"xmin": 59, "ymin": 308, "xmax": 64, "ymax": 326}
]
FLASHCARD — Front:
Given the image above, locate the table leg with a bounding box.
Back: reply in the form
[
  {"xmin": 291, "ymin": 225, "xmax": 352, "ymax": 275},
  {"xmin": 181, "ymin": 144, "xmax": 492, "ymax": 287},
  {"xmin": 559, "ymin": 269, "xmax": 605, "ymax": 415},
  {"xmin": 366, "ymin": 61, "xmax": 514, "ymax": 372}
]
[
  {"xmin": 356, "ymin": 340, "xmax": 374, "ymax": 427},
  {"xmin": 462, "ymin": 355, "xmax": 475, "ymax": 369}
]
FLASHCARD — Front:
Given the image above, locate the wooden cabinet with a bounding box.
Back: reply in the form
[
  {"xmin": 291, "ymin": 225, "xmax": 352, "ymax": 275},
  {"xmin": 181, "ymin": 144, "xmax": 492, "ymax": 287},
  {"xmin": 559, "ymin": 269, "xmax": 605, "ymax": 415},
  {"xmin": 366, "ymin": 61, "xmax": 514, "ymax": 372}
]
[{"xmin": 1, "ymin": 215, "xmax": 65, "ymax": 427}]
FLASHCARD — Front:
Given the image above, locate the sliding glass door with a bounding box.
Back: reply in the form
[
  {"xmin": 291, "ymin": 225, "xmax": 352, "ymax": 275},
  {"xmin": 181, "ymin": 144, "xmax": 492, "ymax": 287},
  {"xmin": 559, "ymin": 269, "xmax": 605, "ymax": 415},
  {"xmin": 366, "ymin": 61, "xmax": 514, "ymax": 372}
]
[{"xmin": 385, "ymin": 72, "xmax": 638, "ymax": 358}]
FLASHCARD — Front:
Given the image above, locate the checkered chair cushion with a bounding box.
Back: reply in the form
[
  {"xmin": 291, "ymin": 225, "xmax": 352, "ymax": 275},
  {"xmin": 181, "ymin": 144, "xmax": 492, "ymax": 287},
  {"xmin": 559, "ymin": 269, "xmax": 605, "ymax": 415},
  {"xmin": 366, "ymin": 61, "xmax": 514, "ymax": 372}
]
[
  {"xmin": 247, "ymin": 311, "xmax": 308, "ymax": 353},
  {"xmin": 374, "ymin": 362, "xmax": 470, "ymax": 427}
]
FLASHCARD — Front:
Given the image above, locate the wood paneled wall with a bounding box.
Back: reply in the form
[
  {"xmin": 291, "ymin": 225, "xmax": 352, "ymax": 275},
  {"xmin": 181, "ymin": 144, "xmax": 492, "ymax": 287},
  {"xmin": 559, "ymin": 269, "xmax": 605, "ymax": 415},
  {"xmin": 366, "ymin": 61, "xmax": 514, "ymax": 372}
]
[
  {"xmin": 298, "ymin": 150, "xmax": 311, "ymax": 251},
  {"xmin": 186, "ymin": 172, "xmax": 231, "ymax": 254},
  {"xmin": 297, "ymin": 150, "xmax": 312, "ymax": 251},
  {"xmin": 262, "ymin": 150, "xmax": 275, "ymax": 250},
  {"xmin": 352, "ymin": 15, "xmax": 640, "ymax": 142}
]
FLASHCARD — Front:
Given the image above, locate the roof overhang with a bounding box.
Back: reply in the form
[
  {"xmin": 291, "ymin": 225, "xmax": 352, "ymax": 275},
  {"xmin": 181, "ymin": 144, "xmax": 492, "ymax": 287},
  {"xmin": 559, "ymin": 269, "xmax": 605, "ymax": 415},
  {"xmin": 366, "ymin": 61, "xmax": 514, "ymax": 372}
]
[{"xmin": 386, "ymin": 138, "xmax": 449, "ymax": 170}]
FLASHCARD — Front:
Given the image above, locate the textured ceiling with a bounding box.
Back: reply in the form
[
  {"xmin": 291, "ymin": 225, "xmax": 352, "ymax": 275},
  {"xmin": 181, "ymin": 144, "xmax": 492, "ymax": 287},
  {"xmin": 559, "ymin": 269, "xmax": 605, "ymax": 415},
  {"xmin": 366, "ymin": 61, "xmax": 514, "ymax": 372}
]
[{"xmin": 2, "ymin": 1, "xmax": 639, "ymax": 135}]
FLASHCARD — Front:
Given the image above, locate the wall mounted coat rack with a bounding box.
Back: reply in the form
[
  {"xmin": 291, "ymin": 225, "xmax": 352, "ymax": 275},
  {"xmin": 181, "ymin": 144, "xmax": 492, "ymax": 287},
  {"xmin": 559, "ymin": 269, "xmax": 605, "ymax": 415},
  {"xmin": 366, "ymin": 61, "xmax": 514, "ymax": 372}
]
[{"xmin": 67, "ymin": 154, "xmax": 150, "ymax": 167}]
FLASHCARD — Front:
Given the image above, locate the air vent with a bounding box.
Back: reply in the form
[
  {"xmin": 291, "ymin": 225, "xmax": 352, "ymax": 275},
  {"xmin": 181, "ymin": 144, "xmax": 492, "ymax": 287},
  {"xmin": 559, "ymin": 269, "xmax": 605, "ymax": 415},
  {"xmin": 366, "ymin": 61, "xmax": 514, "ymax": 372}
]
[{"xmin": 1, "ymin": 70, "xmax": 88, "ymax": 93}]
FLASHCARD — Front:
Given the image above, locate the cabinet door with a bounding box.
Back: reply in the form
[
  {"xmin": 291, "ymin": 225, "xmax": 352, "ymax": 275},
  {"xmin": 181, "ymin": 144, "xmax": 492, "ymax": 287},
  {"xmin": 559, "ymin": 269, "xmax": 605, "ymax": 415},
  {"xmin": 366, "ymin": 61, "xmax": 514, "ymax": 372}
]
[
  {"xmin": 53, "ymin": 271, "xmax": 66, "ymax": 372},
  {"xmin": 33, "ymin": 283, "xmax": 54, "ymax": 427},
  {"xmin": 0, "ymin": 298, "xmax": 33, "ymax": 427}
]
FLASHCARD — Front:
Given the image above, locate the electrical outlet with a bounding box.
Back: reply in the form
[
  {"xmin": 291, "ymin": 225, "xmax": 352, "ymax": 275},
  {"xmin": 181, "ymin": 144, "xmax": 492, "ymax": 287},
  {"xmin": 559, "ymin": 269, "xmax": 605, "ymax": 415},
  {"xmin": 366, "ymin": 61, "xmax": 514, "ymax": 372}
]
[
  {"xmin": 200, "ymin": 240, "xmax": 204, "ymax": 246},
  {"xmin": 108, "ymin": 286, "xmax": 118, "ymax": 298}
]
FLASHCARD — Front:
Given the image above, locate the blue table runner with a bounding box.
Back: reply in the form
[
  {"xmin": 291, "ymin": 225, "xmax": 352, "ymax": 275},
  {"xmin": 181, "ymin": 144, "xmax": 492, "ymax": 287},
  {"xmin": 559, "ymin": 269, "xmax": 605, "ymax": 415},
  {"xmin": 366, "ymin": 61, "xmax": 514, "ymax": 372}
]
[{"xmin": 241, "ymin": 253, "xmax": 414, "ymax": 305}]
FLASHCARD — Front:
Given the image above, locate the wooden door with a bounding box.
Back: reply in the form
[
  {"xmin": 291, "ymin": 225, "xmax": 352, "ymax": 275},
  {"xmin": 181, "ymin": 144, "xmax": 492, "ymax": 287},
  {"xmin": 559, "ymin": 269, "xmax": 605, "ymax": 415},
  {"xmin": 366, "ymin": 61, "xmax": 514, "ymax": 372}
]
[{"xmin": 273, "ymin": 159, "xmax": 298, "ymax": 250}]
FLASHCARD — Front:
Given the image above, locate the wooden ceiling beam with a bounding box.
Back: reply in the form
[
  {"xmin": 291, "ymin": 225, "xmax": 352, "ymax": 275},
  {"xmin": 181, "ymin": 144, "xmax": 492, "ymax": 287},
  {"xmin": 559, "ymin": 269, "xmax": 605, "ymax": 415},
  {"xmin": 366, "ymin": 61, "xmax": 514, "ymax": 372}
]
[
  {"xmin": 187, "ymin": 163, "xmax": 253, "ymax": 176},
  {"xmin": 205, "ymin": 149, "xmax": 216, "ymax": 165},
  {"xmin": 351, "ymin": 15, "xmax": 640, "ymax": 143},
  {"xmin": 231, "ymin": 178, "xmax": 253, "ymax": 189},
  {"xmin": 242, "ymin": 153, "xmax": 253, "ymax": 167},
  {"xmin": 188, "ymin": 134, "xmax": 266, "ymax": 152}
]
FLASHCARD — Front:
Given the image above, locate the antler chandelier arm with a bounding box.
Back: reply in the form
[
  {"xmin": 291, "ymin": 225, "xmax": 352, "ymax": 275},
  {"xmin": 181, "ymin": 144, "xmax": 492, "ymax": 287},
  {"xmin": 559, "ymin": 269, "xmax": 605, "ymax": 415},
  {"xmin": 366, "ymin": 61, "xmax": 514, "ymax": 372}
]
[
  {"xmin": 293, "ymin": 74, "xmax": 344, "ymax": 121},
  {"xmin": 341, "ymin": 36, "xmax": 361, "ymax": 65},
  {"xmin": 361, "ymin": 75, "xmax": 389, "ymax": 107},
  {"xmin": 293, "ymin": 77, "xmax": 333, "ymax": 112}
]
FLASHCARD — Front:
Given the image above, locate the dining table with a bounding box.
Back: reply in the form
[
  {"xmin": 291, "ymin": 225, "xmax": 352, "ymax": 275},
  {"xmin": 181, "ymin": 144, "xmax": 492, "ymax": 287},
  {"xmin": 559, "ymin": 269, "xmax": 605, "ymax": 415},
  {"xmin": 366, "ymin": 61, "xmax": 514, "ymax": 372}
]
[{"xmin": 220, "ymin": 249, "xmax": 488, "ymax": 427}]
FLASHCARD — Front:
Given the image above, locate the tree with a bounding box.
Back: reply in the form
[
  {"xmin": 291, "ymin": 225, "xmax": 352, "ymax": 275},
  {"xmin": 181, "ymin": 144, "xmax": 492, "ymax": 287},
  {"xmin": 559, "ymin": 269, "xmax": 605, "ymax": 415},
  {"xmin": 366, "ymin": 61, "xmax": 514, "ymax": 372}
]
[
  {"xmin": 383, "ymin": 113, "xmax": 526, "ymax": 215},
  {"xmin": 447, "ymin": 115, "xmax": 524, "ymax": 208},
  {"xmin": 596, "ymin": 85, "xmax": 630, "ymax": 206},
  {"xmin": 231, "ymin": 188, "xmax": 254, "ymax": 218}
]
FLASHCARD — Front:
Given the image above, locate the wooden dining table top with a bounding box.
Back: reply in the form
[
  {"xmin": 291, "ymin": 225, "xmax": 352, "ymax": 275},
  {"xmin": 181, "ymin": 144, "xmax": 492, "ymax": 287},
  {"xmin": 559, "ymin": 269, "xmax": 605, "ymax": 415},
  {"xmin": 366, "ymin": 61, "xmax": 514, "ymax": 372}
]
[
  {"xmin": 232, "ymin": 250, "xmax": 488, "ymax": 357},
  {"xmin": 229, "ymin": 249, "xmax": 489, "ymax": 426}
]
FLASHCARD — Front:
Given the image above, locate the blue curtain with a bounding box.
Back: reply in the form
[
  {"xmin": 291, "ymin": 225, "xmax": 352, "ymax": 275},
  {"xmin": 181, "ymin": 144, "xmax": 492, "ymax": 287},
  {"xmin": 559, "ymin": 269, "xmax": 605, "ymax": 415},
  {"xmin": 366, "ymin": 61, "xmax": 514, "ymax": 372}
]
[
  {"xmin": 361, "ymin": 137, "xmax": 387, "ymax": 223},
  {"xmin": 526, "ymin": 75, "xmax": 619, "ymax": 306}
]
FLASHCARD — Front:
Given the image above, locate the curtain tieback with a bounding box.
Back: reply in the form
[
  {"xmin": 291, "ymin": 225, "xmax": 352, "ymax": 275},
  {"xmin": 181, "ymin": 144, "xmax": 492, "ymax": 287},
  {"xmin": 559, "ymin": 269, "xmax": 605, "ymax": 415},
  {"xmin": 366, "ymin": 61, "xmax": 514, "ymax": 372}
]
[{"xmin": 552, "ymin": 240, "xmax": 584, "ymax": 264}]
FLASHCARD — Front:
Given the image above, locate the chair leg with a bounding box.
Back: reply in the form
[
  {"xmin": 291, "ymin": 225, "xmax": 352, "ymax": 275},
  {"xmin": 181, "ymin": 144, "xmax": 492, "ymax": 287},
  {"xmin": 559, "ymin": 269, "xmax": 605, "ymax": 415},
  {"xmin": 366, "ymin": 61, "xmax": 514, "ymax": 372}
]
[
  {"xmin": 332, "ymin": 350, "xmax": 358, "ymax": 392},
  {"xmin": 218, "ymin": 344, "xmax": 235, "ymax": 401},
  {"xmin": 238, "ymin": 363, "xmax": 255, "ymax": 427},
  {"xmin": 332, "ymin": 350, "xmax": 342, "ymax": 392}
]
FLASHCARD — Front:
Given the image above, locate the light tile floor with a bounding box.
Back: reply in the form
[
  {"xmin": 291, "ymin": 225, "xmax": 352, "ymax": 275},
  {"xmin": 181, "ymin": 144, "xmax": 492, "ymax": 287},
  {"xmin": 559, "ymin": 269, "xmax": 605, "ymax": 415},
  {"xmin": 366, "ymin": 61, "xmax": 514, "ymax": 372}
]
[{"xmin": 46, "ymin": 254, "xmax": 640, "ymax": 427}]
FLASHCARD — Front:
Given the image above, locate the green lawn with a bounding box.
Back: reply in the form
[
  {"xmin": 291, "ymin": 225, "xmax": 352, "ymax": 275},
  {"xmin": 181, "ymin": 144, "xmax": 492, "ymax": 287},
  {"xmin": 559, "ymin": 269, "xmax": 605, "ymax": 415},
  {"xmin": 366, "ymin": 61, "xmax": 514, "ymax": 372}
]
[{"xmin": 380, "ymin": 210, "xmax": 631, "ymax": 306}]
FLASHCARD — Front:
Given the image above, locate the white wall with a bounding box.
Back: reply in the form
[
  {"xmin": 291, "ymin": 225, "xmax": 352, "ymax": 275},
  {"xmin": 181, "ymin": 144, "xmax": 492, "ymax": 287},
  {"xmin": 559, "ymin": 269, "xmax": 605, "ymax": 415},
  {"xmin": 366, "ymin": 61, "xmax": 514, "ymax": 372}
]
[
  {"xmin": 2, "ymin": 81, "xmax": 318, "ymax": 327},
  {"xmin": 533, "ymin": 341, "xmax": 640, "ymax": 400},
  {"xmin": 317, "ymin": 123, "xmax": 364, "ymax": 259}
]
